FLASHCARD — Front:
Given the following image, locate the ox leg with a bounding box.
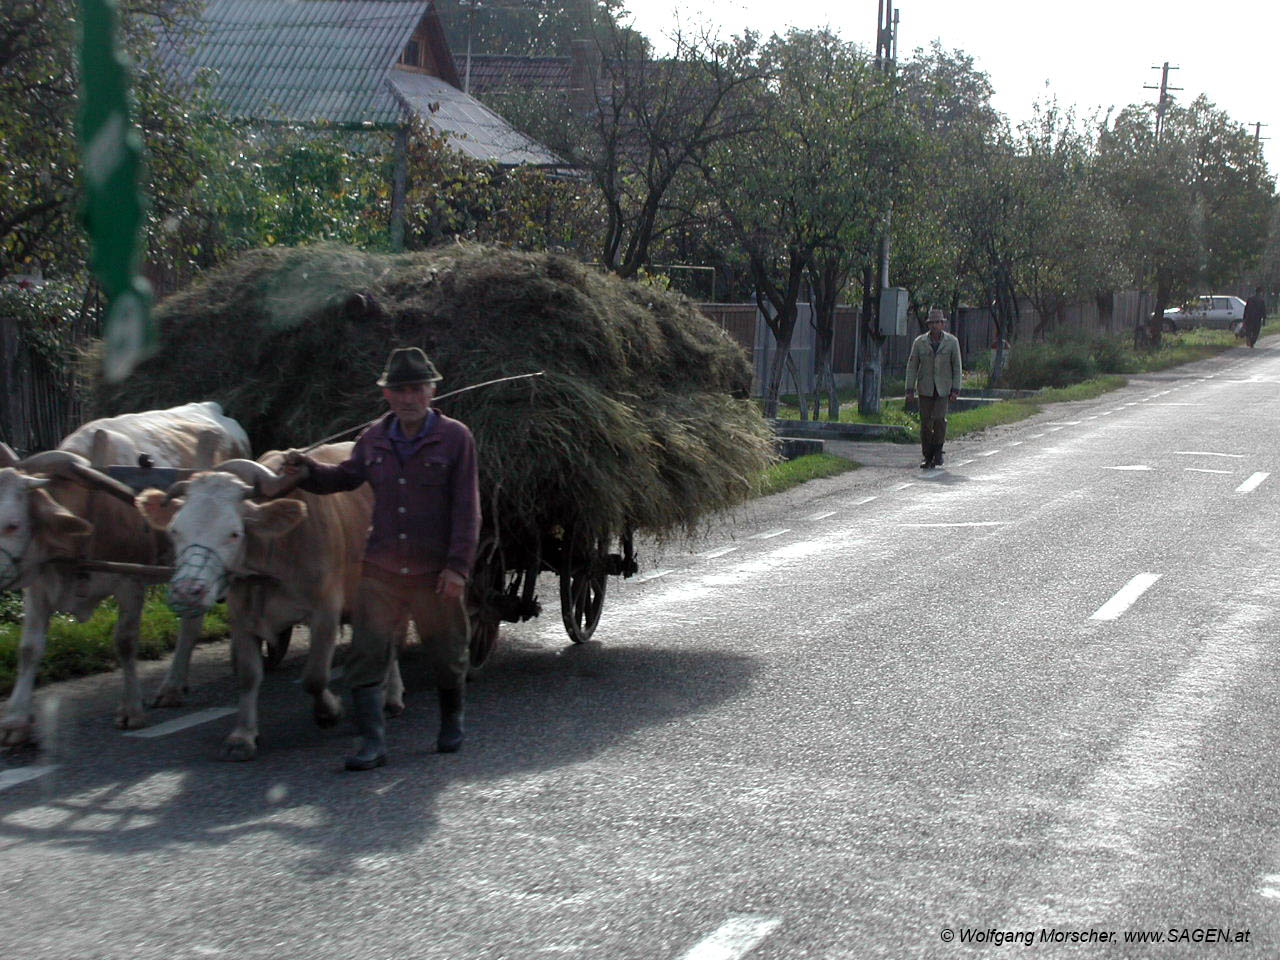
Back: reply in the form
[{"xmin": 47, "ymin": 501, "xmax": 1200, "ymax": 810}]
[
  {"xmin": 150, "ymin": 613, "xmax": 201, "ymax": 708},
  {"xmin": 385, "ymin": 652, "xmax": 405, "ymax": 718},
  {"xmin": 0, "ymin": 586, "xmax": 54, "ymax": 746},
  {"xmin": 112, "ymin": 580, "xmax": 147, "ymax": 730},
  {"xmin": 223, "ymin": 627, "xmax": 263, "ymax": 761},
  {"xmin": 381, "ymin": 650, "xmax": 401, "ymax": 716},
  {"xmin": 303, "ymin": 610, "xmax": 344, "ymax": 729}
]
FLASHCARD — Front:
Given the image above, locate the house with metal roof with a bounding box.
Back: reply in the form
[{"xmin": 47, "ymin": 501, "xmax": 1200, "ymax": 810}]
[{"xmin": 156, "ymin": 0, "xmax": 560, "ymax": 167}]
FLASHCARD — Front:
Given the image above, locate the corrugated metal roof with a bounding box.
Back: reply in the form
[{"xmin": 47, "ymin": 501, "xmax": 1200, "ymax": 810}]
[
  {"xmin": 158, "ymin": 0, "xmax": 426, "ymax": 126},
  {"xmin": 458, "ymin": 54, "xmax": 573, "ymax": 94},
  {"xmin": 387, "ymin": 68, "xmax": 560, "ymax": 166}
]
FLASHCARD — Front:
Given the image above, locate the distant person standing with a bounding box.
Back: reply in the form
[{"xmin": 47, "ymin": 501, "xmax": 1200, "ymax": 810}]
[
  {"xmin": 905, "ymin": 307, "xmax": 963, "ymax": 469},
  {"xmin": 1243, "ymin": 287, "xmax": 1268, "ymax": 348}
]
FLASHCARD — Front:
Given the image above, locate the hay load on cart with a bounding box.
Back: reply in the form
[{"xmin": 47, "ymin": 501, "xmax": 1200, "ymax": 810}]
[{"xmin": 96, "ymin": 244, "xmax": 775, "ymax": 660}]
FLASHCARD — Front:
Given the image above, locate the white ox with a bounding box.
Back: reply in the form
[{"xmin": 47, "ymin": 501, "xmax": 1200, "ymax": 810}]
[
  {"xmin": 0, "ymin": 402, "xmax": 251, "ymax": 744},
  {"xmin": 135, "ymin": 445, "xmax": 403, "ymax": 760}
]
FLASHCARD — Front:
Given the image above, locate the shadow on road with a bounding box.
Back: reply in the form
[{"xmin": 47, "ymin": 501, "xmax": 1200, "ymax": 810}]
[{"xmin": 0, "ymin": 640, "xmax": 756, "ymax": 876}]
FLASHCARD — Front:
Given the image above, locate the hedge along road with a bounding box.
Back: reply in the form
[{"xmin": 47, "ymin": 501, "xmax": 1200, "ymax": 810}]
[{"xmin": 5, "ymin": 338, "xmax": 1280, "ymax": 959}]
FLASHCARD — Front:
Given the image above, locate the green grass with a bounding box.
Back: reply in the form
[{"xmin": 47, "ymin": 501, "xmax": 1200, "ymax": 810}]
[
  {"xmin": 0, "ymin": 589, "xmax": 230, "ymax": 696},
  {"xmin": 756, "ymin": 453, "xmax": 860, "ymax": 497}
]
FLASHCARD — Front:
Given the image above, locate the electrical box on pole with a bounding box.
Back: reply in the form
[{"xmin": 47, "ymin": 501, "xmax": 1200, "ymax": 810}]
[{"xmin": 878, "ymin": 287, "xmax": 908, "ymax": 336}]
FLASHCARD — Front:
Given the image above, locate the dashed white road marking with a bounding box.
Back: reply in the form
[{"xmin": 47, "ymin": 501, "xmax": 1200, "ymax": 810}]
[
  {"xmin": 802, "ymin": 510, "xmax": 837, "ymax": 521},
  {"xmin": 902, "ymin": 521, "xmax": 1005, "ymax": 528},
  {"xmin": 1028, "ymin": 433, "xmax": 1045, "ymax": 439},
  {"xmin": 747, "ymin": 528, "xmax": 790, "ymax": 541},
  {"xmin": 1174, "ymin": 451, "xmax": 1246, "ymax": 458},
  {"xmin": 1237, "ymin": 472, "xmax": 1270, "ymax": 494},
  {"xmin": 634, "ymin": 568, "xmax": 676, "ymax": 583},
  {"xmin": 1108, "ymin": 465, "xmax": 1153, "ymax": 471},
  {"xmin": 1047, "ymin": 426, "xmax": 1063, "ymax": 432},
  {"xmin": 977, "ymin": 450, "xmax": 1000, "ymax": 457},
  {"xmin": 1008, "ymin": 441, "xmax": 1023, "ymax": 446},
  {"xmin": 124, "ymin": 707, "xmax": 237, "ymax": 738},
  {"xmin": 1257, "ymin": 875, "xmax": 1280, "ymax": 900},
  {"xmin": 0, "ymin": 765, "xmax": 57, "ymax": 792},
  {"xmin": 853, "ymin": 496, "xmax": 878, "ymax": 506},
  {"xmin": 891, "ymin": 482, "xmax": 915, "ymax": 491},
  {"xmin": 954, "ymin": 459, "xmax": 975, "ymax": 466},
  {"xmin": 698, "ymin": 546, "xmax": 739, "ymax": 560},
  {"xmin": 678, "ymin": 916, "xmax": 782, "ymax": 960},
  {"xmin": 1184, "ymin": 467, "xmax": 1232, "ymax": 475},
  {"xmin": 1090, "ymin": 573, "xmax": 1163, "ymax": 622},
  {"xmin": 1050, "ymin": 420, "xmax": 1082, "ymax": 425}
]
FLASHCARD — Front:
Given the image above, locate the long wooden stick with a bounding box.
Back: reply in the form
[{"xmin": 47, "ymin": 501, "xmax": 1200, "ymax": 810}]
[{"xmin": 300, "ymin": 371, "xmax": 544, "ymax": 453}]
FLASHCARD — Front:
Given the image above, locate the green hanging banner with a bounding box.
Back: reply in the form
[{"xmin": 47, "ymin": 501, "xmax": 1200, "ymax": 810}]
[{"xmin": 78, "ymin": 0, "xmax": 154, "ymax": 382}]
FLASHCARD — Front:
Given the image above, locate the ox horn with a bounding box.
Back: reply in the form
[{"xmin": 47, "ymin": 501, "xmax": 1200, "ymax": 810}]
[
  {"xmin": 163, "ymin": 479, "xmax": 191, "ymax": 503},
  {"xmin": 16, "ymin": 450, "xmax": 139, "ymax": 506},
  {"xmin": 211, "ymin": 458, "xmax": 300, "ymax": 500},
  {"xmin": 0, "ymin": 442, "xmax": 17, "ymax": 467}
]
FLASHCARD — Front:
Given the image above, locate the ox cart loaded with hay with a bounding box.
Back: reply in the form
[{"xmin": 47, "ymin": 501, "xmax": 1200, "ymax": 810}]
[{"xmin": 95, "ymin": 244, "xmax": 777, "ymax": 667}]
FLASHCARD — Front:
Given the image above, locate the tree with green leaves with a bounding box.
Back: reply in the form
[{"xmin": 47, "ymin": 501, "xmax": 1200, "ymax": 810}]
[
  {"xmin": 506, "ymin": 22, "xmax": 762, "ymax": 279},
  {"xmin": 701, "ymin": 29, "xmax": 899, "ymax": 419},
  {"xmin": 1097, "ymin": 95, "xmax": 1275, "ymax": 347}
]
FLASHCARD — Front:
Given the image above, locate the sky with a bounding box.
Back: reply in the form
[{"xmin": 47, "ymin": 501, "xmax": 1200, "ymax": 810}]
[{"xmin": 617, "ymin": 0, "xmax": 1280, "ymax": 176}]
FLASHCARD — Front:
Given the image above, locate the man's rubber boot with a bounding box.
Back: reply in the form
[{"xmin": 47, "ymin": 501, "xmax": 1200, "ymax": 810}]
[
  {"xmin": 934, "ymin": 446, "xmax": 945, "ymax": 467},
  {"xmin": 437, "ymin": 686, "xmax": 465, "ymax": 753},
  {"xmin": 344, "ymin": 683, "xmax": 387, "ymax": 771}
]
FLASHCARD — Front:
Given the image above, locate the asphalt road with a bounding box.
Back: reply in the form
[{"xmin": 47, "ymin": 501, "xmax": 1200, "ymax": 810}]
[{"xmin": 5, "ymin": 341, "xmax": 1280, "ymax": 959}]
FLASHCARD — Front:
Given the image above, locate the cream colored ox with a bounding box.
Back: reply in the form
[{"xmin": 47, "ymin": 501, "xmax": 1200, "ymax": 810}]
[
  {"xmin": 0, "ymin": 402, "xmax": 251, "ymax": 744},
  {"xmin": 135, "ymin": 445, "xmax": 404, "ymax": 760}
]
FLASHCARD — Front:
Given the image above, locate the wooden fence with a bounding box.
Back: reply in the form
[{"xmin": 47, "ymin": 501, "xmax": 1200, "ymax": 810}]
[
  {"xmin": 701, "ymin": 290, "xmax": 1157, "ymax": 397},
  {"xmin": 0, "ymin": 299, "xmax": 101, "ymax": 456}
]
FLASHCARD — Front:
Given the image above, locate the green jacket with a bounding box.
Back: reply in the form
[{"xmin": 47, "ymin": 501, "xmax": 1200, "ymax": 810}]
[{"xmin": 905, "ymin": 331, "xmax": 963, "ymax": 396}]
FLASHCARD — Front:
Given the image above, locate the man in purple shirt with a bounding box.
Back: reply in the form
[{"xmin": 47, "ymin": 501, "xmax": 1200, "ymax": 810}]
[{"xmin": 284, "ymin": 347, "xmax": 481, "ymax": 770}]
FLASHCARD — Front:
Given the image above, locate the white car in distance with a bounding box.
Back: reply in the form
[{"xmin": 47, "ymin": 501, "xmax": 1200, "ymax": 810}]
[{"xmin": 1162, "ymin": 295, "xmax": 1247, "ymax": 332}]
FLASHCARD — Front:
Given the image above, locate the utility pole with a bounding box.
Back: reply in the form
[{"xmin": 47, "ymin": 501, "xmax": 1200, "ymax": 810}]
[
  {"xmin": 858, "ymin": 0, "xmax": 899, "ymax": 414},
  {"xmin": 1254, "ymin": 122, "xmax": 1268, "ymax": 143},
  {"xmin": 1143, "ymin": 62, "xmax": 1180, "ymax": 142}
]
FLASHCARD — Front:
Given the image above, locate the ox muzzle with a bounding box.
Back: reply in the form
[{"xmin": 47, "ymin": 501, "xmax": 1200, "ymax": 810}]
[{"xmin": 167, "ymin": 544, "xmax": 229, "ymax": 619}]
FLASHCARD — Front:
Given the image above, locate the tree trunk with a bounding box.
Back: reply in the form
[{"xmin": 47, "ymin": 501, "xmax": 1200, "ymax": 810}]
[
  {"xmin": 785, "ymin": 353, "xmax": 808, "ymax": 420},
  {"xmin": 762, "ymin": 332, "xmax": 792, "ymax": 420}
]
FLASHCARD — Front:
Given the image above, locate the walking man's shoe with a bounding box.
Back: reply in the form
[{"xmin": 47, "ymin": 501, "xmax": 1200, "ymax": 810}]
[
  {"xmin": 437, "ymin": 686, "xmax": 465, "ymax": 753},
  {"xmin": 934, "ymin": 449, "xmax": 945, "ymax": 467},
  {"xmin": 345, "ymin": 683, "xmax": 387, "ymax": 771}
]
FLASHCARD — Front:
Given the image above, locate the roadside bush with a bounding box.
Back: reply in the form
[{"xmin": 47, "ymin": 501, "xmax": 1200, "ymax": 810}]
[
  {"xmin": 1003, "ymin": 340, "xmax": 1097, "ymax": 389},
  {"xmin": 0, "ymin": 590, "xmax": 231, "ymax": 695},
  {"xmin": 0, "ymin": 591, "xmax": 21, "ymax": 624},
  {"xmin": 1090, "ymin": 335, "xmax": 1136, "ymax": 374}
]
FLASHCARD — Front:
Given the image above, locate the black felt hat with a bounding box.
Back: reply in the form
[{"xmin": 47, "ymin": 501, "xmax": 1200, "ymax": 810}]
[{"xmin": 377, "ymin": 347, "xmax": 442, "ymax": 386}]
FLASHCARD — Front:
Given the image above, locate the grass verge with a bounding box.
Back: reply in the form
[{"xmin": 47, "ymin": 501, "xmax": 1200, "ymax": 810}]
[
  {"xmin": 756, "ymin": 453, "xmax": 860, "ymax": 497},
  {"xmin": 0, "ymin": 590, "xmax": 230, "ymax": 697}
]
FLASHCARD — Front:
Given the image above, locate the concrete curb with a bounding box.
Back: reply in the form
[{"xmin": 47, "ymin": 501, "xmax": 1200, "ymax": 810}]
[{"xmin": 771, "ymin": 419, "xmax": 911, "ymax": 442}]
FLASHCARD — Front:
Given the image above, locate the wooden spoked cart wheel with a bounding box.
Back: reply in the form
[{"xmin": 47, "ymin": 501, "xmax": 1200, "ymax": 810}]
[
  {"xmin": 469, "ymin": 536, "xmax": 541, "ymax": 668},
  {"xmin": 559, "ymin": 533, "xmax": 607, "ymax": 643}
]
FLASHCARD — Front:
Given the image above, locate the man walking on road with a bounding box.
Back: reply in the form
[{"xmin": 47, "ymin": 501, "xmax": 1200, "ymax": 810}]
[
  {"xmin": 283, "ymin": 347, "xmax": 481, "ymax": 770},
  {"xmin": 1244, "ymin": 287, "xmax": 1268, "ymax": 348},
  {"xmin": 905, "ymin": 307, "xmax": 963, "ymax": 469}
]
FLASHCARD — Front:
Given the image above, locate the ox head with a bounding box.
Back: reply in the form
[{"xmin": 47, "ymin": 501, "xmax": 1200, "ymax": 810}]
[
  {"xmin": 136, "ymin": 463, "xmax": 307, "ymax": 616},
  {"xmin": 0, "ymin": 442, "xmax": 135, "ymax": 591},
  {"xmin": 0, "ymin": 466, "xmax": 94, "ymax": 591}
]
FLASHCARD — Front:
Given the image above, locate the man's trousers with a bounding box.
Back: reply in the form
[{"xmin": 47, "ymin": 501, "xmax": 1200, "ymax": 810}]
[
  {"xmin": 918, "ymin": 393, "xmax": 950, "ymax": 457},
  {"xmin": 345, "ymin": 563, "xmax": 470, "ymax": 690}
]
